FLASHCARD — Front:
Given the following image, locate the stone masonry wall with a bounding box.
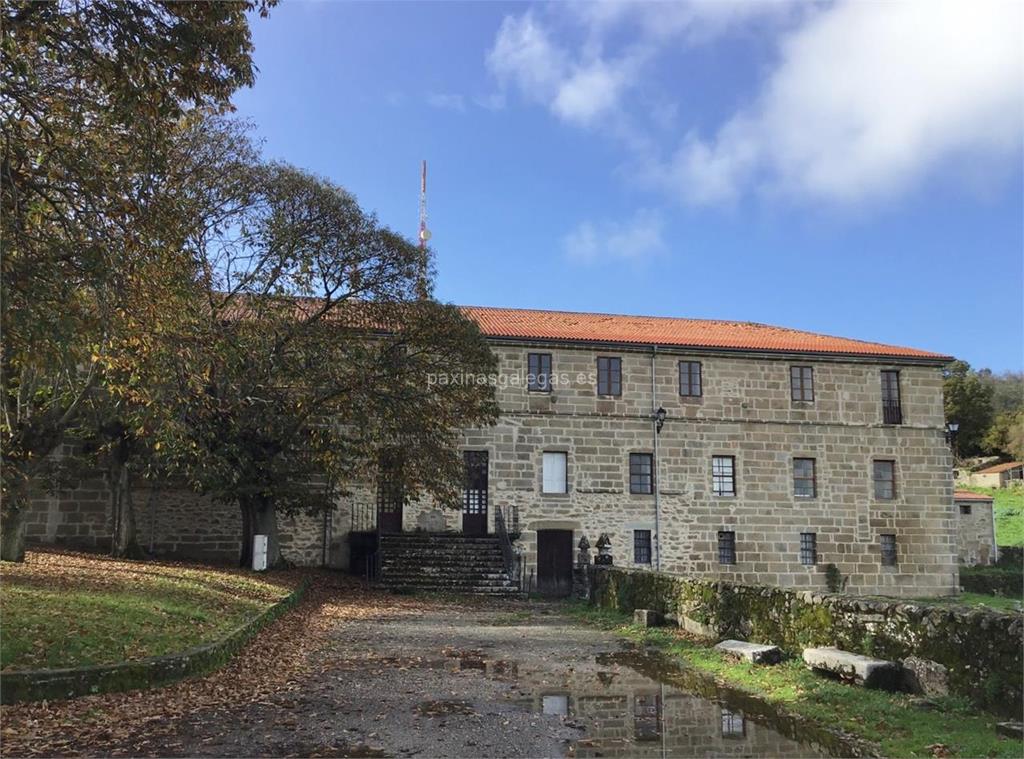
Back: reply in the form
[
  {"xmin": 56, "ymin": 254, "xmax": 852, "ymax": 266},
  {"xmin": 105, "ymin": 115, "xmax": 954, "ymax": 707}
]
[
  {"xmin": 592, "ymin": 566, "xmax": 1024, "ymax": 717},
  {"xmin": 25, "ymin": 340, "xmax": 956, "ymax": 597},
  {"xmin": 401, "ymin": 342, "xmax": 956, "ymax": 597}
]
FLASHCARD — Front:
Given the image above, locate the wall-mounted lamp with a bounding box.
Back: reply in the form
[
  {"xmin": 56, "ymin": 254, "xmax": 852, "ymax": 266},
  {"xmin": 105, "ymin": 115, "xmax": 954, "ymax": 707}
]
[{"xmin": 654, "ymin": 406, "xmax": 667, "ymax": 434}]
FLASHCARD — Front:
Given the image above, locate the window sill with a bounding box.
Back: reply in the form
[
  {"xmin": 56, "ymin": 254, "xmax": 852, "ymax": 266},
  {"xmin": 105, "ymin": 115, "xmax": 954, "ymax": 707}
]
[
  {"xmin": 540, "ymin": 492, "xmax": 570, "ymax": 498},
  {"xmin": 678, "ymin": 394, "xmax": 704, "ymax": 403}
]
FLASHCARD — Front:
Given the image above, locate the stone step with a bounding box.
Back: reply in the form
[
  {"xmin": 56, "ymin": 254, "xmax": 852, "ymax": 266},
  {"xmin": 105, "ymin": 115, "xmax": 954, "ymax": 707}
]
[
  {"xmin": 380, "ymin": 535, "xmax": 500, "ymax": 544},
  {"xmin": 383, "ymin": 569, "xmax": 509, "ymax": 578},
  {"xmin": 382, "ymin": 579, "xmax": 516, "ymax": 590},
  {"xmin": 382, "ymin": 557, "xmax": 504, "ymax": 564},
  {"xmin": 384, "ymin": 584, "xmax": 520, "ymax": 596}
]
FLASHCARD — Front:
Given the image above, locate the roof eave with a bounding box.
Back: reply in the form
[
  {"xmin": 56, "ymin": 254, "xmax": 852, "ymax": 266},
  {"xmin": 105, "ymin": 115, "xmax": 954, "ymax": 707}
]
[{"xmin": 480, "ymin": 334, "xmax": 952, "ymax": 366}]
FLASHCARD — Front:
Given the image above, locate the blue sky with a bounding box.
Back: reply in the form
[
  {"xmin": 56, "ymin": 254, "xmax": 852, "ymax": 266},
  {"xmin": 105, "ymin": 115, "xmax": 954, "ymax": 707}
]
[{"xmin": 234, "ymin": 1, "xmax": 1023, "ymax": 371}]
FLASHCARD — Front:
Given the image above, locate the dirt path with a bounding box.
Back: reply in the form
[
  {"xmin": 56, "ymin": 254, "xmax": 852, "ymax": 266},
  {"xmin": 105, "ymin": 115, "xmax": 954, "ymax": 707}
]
[{"xmin": 1, "ymin": 576, "xmax": 828, "ymax": 758}]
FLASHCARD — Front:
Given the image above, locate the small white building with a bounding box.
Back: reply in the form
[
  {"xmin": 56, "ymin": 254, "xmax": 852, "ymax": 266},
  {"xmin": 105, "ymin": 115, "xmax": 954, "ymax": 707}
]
[{"xmin": 966, "ymin": 461, "xmax": 1023, "ymax": 489}]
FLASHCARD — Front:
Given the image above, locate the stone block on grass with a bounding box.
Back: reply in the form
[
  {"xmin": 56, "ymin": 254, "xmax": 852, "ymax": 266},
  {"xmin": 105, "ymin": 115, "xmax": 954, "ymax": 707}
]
[
  {"xmin": 802, "ymin": 646, "xmax": 901, "ymax": 691},
  {"xmin": 714, "ymin": 639, "xmax": 782, "ymax": 665},
  {"xmin": 633, "ymin": 609, "xmax": 663, "ymax": 627}
]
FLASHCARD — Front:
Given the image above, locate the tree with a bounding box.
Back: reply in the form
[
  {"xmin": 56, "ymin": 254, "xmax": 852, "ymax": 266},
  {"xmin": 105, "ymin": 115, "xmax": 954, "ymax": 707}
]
[
  {"xmin": 983, "ymin": 411, "xmax": 1024, "ymax": 462},
  {"xmin": 1, "ymin": 1, "xmax": 271, "ymax": 560},
  {"xmin": 979, "ymin": 369, "xmax": 1024, "ymax": 416},
  {"xmin": 161, "ymin": 158, "xmax": 498, "ymax": 567},
  {"xmin": 942, "ymin": 360, "xmax": 994, "ymax": 459}
]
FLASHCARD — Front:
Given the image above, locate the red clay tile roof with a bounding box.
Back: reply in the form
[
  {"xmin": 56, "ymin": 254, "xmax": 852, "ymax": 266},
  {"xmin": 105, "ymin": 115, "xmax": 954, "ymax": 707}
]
[
  {"xmin": 975, "ymin": 461, "xmax": 1023, "ymax": 474},
  {"xmin": 954, "ymin": 490, "xmax": 995, "ymax": 502},
  {"xmin": 460, "ymin": 306, "xmax": 951, "ymax": 361}
]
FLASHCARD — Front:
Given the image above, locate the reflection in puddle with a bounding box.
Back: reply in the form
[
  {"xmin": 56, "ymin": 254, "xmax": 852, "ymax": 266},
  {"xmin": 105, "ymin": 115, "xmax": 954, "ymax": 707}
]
[
  {"xmin": 542, "ymin": 694, "xmax": 570, "ymax": 717},
  {"xmin": 498, "ymin": 647, "xmax": 852, "ymax": 757}
]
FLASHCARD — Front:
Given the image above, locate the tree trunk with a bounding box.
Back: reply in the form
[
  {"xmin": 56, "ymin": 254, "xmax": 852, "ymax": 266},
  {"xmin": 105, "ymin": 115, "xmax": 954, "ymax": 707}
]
[
  {"xmin": 1, "ymin": 505, "xmax": 27, "ymax": 562},
  {"xmin": 239, "ymin": 499, "xmax": 254, "ymax": 568},
  {"xmin": 108, "ymin": 458, "xmax": 143, "ymax": 559},
  {"xmin": 238, "ymin": 495, "xmax": 283, "ymax": 569}
]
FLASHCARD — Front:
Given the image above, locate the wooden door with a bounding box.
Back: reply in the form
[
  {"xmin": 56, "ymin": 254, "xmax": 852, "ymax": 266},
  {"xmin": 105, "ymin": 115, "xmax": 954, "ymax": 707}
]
[
  {"xmin": 537, "ymin": 529, "xmax": 573, "ymax": 596},
  {"xmin": 462, "ymin": 450, "xmax": 488, "ymax": 535}
]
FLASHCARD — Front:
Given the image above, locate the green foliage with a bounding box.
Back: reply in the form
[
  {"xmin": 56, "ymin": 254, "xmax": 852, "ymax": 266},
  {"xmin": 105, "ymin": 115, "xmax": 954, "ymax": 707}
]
[
  {"xmin": 824, "ymin": 562, "xmax": 843, "ymax": 592},
  {"xmin": 943, "ymin": 360, "xmax": 995, "ymax": 457},
  {"xmin": 155, "ymin": 152, "xmax": 499, "ymax": 567},
  {"xmin": 1, "ymin": 0, "xmax": 270, "ymax": 559},
  {"xmin": 983, "ymin": 411, "xmax": 1024, "ymax": 462},
  {"xmin": 959, "ymin": 565, "xmax": 1024, "ymax": 598},
  {"xmin": 592, "ymin": 567, "xmax": 1024, "ymax": 716}
]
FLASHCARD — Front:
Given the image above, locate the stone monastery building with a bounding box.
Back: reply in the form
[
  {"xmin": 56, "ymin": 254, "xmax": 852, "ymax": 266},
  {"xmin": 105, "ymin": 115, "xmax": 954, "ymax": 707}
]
[{"xmin": 26, "ymin": 306, "xmax": 958, "ymax": 598}]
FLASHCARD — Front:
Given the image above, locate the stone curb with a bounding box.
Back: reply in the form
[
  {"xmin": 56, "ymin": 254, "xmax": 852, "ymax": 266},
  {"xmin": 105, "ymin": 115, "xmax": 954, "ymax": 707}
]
[{"xmin": 0, "ymin": 578, "xmax": 310, "ymax": 705}]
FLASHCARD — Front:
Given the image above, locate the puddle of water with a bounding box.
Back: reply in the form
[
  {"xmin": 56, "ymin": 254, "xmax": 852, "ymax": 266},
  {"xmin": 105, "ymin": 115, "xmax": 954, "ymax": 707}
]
[{"xmin": 477, "ymin": 645, "xmax": 860, "ymax": 758}]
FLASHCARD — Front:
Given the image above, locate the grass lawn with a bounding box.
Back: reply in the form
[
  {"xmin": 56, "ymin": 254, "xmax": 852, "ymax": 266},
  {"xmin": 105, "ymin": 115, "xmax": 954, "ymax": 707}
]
[
  {"xmin": 915, "ymin": 591, "xmax": 1023, "ymax": 612},
  {"xmin": 961, "ymin": 486, "xmax": 1024, "ymax": 547},
  {"xmin": 0, "ymin": 549, "xmax": 297, "ymax": 671},
  {"xmin": 567, "ymin": 603, "xmax": 1023, "ymax": 758}
]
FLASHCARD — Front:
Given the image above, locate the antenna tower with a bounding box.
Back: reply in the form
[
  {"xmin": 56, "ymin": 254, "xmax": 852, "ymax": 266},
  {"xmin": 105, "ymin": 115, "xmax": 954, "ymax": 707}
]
[{"xmin": 418, "ymin": 160, "xmax": 431, "ymax": 249}]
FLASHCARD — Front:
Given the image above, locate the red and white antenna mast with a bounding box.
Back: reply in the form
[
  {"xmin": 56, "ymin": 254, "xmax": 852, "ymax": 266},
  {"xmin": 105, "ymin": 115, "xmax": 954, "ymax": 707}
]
[{"xmin": 418, "ymin": 159, "xmax": 431, "ymax": 250}]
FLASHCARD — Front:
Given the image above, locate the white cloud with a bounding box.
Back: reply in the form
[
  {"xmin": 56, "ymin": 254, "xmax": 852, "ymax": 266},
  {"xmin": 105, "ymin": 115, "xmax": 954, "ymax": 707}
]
[
  {"xmin": 659, "ymin": 0, "xmax": 1024, "ymax": 204},
  {"xmin": 563, "ymin": 209, "xmax": 666, "ymax": 263},
  {"xmin": 426, "ymin": 92, "xmax": 466, "ymax": 112},
  {"xmin": 552, "ymin": 58, "xmax": 638, "ymax": 126},
  {"xmin": 488, "ymin": 0, "xmax": 1023, "ymax": 206},
  {"xmin": 487, "ymin": 12, "xmax": 567, "ymax": 100},
  {"xmin": 487, "ymin": 10, "xmax": 644, "ymax": 127}
]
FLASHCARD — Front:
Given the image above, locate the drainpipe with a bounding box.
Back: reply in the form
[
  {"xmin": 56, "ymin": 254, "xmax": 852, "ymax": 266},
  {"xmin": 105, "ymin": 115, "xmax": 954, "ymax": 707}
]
[
  {"xmin": 651, "ymin": 346, "xmax": 662, "ymax": 572},
  {"xmin": 989, "ymin": 499, "xmax": 999, "ymax": 565}
]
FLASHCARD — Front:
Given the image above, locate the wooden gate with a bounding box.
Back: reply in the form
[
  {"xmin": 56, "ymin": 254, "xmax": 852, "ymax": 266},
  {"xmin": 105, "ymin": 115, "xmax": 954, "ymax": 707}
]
[
  {"xmin": 462, "ymin": 450, "xmax": 488, "ymax": 535},
  {"xmin": 537, "ymin": 529, "xmax": 573, "ymax": 597}
]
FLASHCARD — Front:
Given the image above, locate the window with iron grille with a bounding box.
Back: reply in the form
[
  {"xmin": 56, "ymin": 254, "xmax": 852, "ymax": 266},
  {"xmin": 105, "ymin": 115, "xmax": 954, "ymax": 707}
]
[
  {"xmin": 528, "ymin": 352, "xmax": 552, "ymax": 392},
  {"xmin": 873, "ymin": 460, "xmax": 896, "ymax": 500},
  {"xmin": 597, "ymin": 356, "xmax": 622, "ymax": 396},
  {"xmin": 790, "ymin": 366, "xmax": 814, "ymax": 402},
  {"xmin": 793, "ymin": 458, "xmax": 816, "ymax": 498},
  {"xmin": 881, "ymin": 370, "xmax": 902, "ymax": 424},
  {"xmin": 712, "ymin": 456, "xmax": 736, "ymax": 496},
  {"xmin": 634, "ymin": 694, "xmax": 662, "ymax": 742},
  {"xmin": 880, "ymin": 534, "xmax": 898, "ymax": 566},
  {"xmin": 679, "ymin": 361, "xmax": 702, "ymax": 397},
  {"xmin": 634, "ymin": 530, "xmax": 652, "ymax": 564},
  {"xmin": 630, "ymin": 453, "xmax": 654, "ymax": 494},
  {"xmin": 718, "ymin": 530, "xmax": 736, "ymax": 565},
  {"xmin": 959, "ymin": 503, "xmax": 971, "ymax": 515},
  {"xmin": 721, "ymin": 708, "xmax": 745, "ymax": 738},
  {"xmin": 799, "ymin": 532, "xmax": 817, "ymax": 565},
  {"xmin": 376, "ymin": 450, "xmax": 404, "ymax": 514},
  {"xmin": 463, "ymin": 450, "xmax": 488, "ymax": 515}
]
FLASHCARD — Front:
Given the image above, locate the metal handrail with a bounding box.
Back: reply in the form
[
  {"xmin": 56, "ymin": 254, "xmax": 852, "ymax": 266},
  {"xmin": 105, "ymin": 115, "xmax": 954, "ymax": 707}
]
[{"xmin": 494, "ymin": 505, "xmax": 521, "ymax": 591}]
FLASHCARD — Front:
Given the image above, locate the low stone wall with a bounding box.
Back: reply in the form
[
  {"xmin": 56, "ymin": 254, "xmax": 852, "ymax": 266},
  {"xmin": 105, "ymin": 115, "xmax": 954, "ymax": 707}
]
[
  {"xmin": 592, "ymin": 567, "xmax": 1023, "ymax": 717},
  {"xmin": 0, "ymin": 579, "xmax": 309, "ymax": 705}
]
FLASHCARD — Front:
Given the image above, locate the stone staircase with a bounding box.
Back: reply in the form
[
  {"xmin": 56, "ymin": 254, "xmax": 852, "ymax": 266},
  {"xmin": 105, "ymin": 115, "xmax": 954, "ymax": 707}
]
[{"xmin": 379, "ymin": 533, "xmax": 519, "ymax": 596}]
